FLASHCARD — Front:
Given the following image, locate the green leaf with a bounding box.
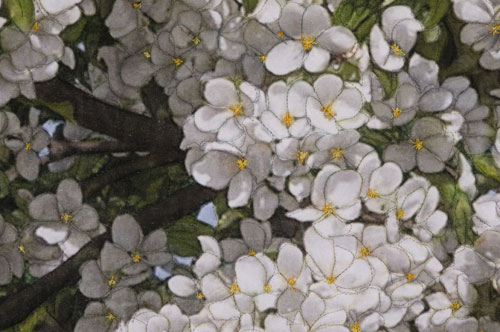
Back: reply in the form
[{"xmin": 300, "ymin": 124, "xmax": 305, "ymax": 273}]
[
  {"xmin": 5, "ymin": 0, "xmax": 34, "ymax": 32},
  {"xmin": 415, "ymin": 24, "xmax": 449, "ymax": 62},
  {"xmin": 426, "ymin": 173, "xmax": 476, "ymax": 245},
  {"xmin": 242, "ymin": 0, "xmax": 258, "ymax": 13},
  {"xmin": 167, "ymin": 217, "xmax": 215, "ymax": 257},
  {"xmin": 424, "ymin": 0, "xmax": 450, "ymax": 29},
  {"xmin": 40, "ymin": 101, "xmax": 75, "ymax": 123},
  {"xmin": 330, "ymin": 62, "xmax": 361, "ymax": 82},
  {"xmin": 0, "ymin": 171, "xmax": 9, "ymax": 199},
  {"xmin": 373, "ymin": 68, "xmax": 398, "ymax": 100},
  {"xmin": 472, "ymin": 153, "xmax": 500, "ymax": 182},
  {"xmin": 61, "ymin": 17, "xmax": 88, "ymax": 44}
]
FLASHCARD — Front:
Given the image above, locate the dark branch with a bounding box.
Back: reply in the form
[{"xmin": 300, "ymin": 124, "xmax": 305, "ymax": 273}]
[
  {"xmin": 0, "ymin": 183, "xmax": 216, "ymax": 329},
  {"xmin": 49, "ymin": 140, "xmax": 143, "ymax": 161}
]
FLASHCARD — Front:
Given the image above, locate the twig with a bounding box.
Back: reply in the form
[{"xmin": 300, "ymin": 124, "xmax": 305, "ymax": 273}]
[{"xmin": 49, "ymin": 140, "xmax": 143, "ymax": 161}]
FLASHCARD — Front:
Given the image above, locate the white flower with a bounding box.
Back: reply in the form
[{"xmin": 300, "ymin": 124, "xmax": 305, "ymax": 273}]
[
  {"xmin": 363, "ymin": 162, "xmax": 403, "ymax": 214},
  {"xmin": 265, "ymin": 3, "xmax": 356, "ymax": 75},
  {"xmin": 369, "ymin": 6, "xmax": 423, "ymax": 72},
  {"xmin": 472, "ymin": 191, "xmax": 500, "ymax": 234}
]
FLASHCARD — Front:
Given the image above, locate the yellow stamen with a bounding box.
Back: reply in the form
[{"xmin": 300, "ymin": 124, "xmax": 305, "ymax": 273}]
[
  {"xmin": 32, "ymin": 22, "xmax": 39, "ymax": 33},
  {"xmin": 396, "ymin": 209, "xmax": 405, "ymax": 221},
  {"xmin": 236, "ymin": 158, "xmax": 248, "ymax": 170},
  {"xmin": 108, "ymin": 275, "xmax": 116, "ymax": 287},
  {"xmin": 197, "ymin": 292, "xmax": 204, "ymax": 299},
  {"xmin": 287, "ymin": 276, "xmax": 296, "ymax": 290},
  {"xmin": 131, "ymin": 252, "xmax": 141, "ymax": 263},
  {"xmin": 412, "ymin": 138, "xmax": 423, "ymax": 151},
  {"xmin": 277, "ymin": 31, "xmax": 284, "ymax": 38},
  {"xmin": 60, "ymin": 213, "xmax": 72, "ymax": 223},
  {"xmin": 18, "ymin": 245, "xmax": 25, "ymax": 254},
  {"xmin": 449, "ymin": 301, "xmax": 461, "ymax": 313},
  {"xmin": 406, "ymin": 272, "xmax": 416, "ymax": 282},
  {"xmin": 296, "ymin": 151, "xmax": 309, "ymax": 165},
  {"xmin": 366, "ymin": 188, "xmax": 379, "ymax": 199},
  {"xmin": 331, "ymin": 147, "xmax": 345, "ymax": 159},
  {"xmin": 24, "ymin": 142, "xmax": 31, "ymax": 151},
  {"xmin": 301, "ymin": 35, "xmax": 317, "ymax": 51},
  {"xmin": 229, "ymin": 104, "xmax": 244, "ymax": 116},
  {"xmin": 392, "ymin": 107, "xmax": 402, "ymax": 118},
  {"xmin": 172, "ymin": 57, "xmax": 183, "ymax": 66},
  {"xmin": 321, "ymin": 104, "xmax": 336, "ymax": 120},
  {"xmin": 325, "ymin": 275, "xmax": 336, "ymax": 284},
  {"xmin": 360, "ymin": 246, "xmax": 370, "ymax": 258},
  {"xmin": 143, "ymin": 50, "xmax": 151, "ymax": 59},
  {"xmin": 264, "ymin": 283, "xmax": 272, "ymax": 293},
  {"xmin": 282, "ymin": 112, "xmax": 294, "ymax": 127},
  {"xmin": 132, "ymin": 2, "xmax": 141, "ymax": 8},
  {"xmin": 248, "ymin": 249, "xmax": 256, "ymax": 256},
  {"xmin": 350, "ymin": 321, "xmax": 361, "ymax": 332},
  {"xmin": 258, "ymin": 55, "xmax": 267, "ymax": 63},
  {"xmin": 105, "ymin": 312, "xmax": 115, "ymax": 321},
  {"xmin": 391, "ymin": 43, "xmax": 406, "ymax": 56},
  {"xmin": 229, "ymin": 283, "xmax": 240, "ymax": 294},
  {"xmin": 192, "ymin": 36, "xmax": 200, "ymax": 45},
  {"xmin": 489, "ymin": 25, "xmax": 500, "ymax": 34},
  {"xmin": 322, "ymin": 203, "xmax": 336, "ymax": 216}
]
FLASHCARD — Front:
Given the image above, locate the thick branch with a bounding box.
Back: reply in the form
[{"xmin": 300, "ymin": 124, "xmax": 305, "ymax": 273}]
[
  {"xmin": 0, "ymin": 183, "xmax": 216, "ymax": 329},
  {"xmin": 49, "ymin": 140, "xmax": 142, "ymax": 161},
  {"xmin": 35, "ymin": 78, "xmax": 182, "ymax": 156}
]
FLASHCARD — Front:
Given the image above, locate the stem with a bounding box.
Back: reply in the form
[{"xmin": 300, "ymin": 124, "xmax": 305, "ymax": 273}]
[{"xmin": 49, "ymin": 140, "xmax": 143, "ymax": 161}]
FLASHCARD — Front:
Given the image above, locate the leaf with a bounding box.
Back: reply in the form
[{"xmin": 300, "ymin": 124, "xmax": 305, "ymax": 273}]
[
  {"xmin": 0, "ymin": 171, "xmax": 9, "ymax": 199},
  {"xmin": 40, "ymin": 101, "xmax": 75, "ymax": 123},
  {"xmin": 242, "ymin": 0, "xmax": 258, "ymax": 14},
  {"xmin": 415, "ymin": 24, "xmax": 449, "ymax": 62},
  {"xmin": 330, "ymin": 62, "xmax": 361, "ymax": 82},
  {"xmin": 5, "ymin": 0, "xmax": 34, "ymax": 32},
  {"xmin": 424, "ymin": 0, "xmax": 450, "ymax": 29},
  {"xmin": 167, "ymin": 217, "xmax": 215, "ymax": 257},
  {"xmin": 472, "ymin": 153, "xmax": 500, "ymax": 182},
  {"xmin": 61, "ymin": 17, "xmax": 88, "ymax": 44},
  {"xmin": 426, "ymin": 173, "xmax": 476, "ymax": 245},
  {"xmin": 373, "ymin": 68, "xmax": 398, "ymax": 100}
]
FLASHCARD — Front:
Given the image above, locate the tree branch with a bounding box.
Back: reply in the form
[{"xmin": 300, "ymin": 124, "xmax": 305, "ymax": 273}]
[
  {"xmin": 0, "ymin": 183, "xmax": 217, "ymax": 329},
  {"xmin": 49, "ymin": 140, "xmax": 143, "ymax": 161},
  {"xmin": 35, "ymin": 78, "xmax": 182, "ymax": 155}
]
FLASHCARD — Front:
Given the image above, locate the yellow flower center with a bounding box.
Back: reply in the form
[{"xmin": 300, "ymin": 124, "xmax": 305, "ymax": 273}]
[
  {"xmin": 132, "ymin": 2, "xmax": 141, "ymax": 8},
  {"xmin": 60, "ymin": 213, "xmax": 72, "ymax": 223},
  {"xmin": 32, "ymin": 21, "xmax": 39, "ymax": 33},
  {"xmin": 296, "ymin": 151, "xmax": 309, "ymax": 165},
  {"xmin": 325, "ymin": 275, "xmax": 336, "ymax": 284},
  {"xmin": 172, "ymin": 57, "xmax": 183, "ymax": 66},
  {"xmin": 230, "ymin": 104, "xmax": 244, "ymax": 116},
  {"xmin": 449, "ymin": 301, "xmax": 461, "ymax": 312},
  {"xmin": 282, "ymin": 111, "xmax": 294, "ymax": 127},
  {"xmin": 105, "ymin": 312, "xmax": 116, "ymax": 321},
  {"xmin": 366, "ymin": 188, "xmax": 379, "ymax": 199},
  {"xmin": 24, "ymin": 142, "xmax": 31, "ymax": 151},
  {"xmin": 264, "ymin": 283, "xmax": 272, "ymax": 293},
  {"xmin": 322, "ymin": 203, "xmax": 336, "ymax": 216},
  {"xmin": 287, "ymin": 276, "xmax": 296, "ymax": 290},
  {"xmin": 489, "ymin": 24, "xmax": 500, "ymax": 34},
  {"xmin": 192, "ymin": 36, "xmax": 201, "ymax": 45},
  {"xmin": 229, "ymin": 283, "xmax": 240, "ymax": 294},
  {"xmin": 237, "ymin": 158, "xmax": 248, "ymax": 170},
  {"xmin": 321, "ymin": 104, "xmax": 336, "ymax": 120},
  {"xmin": 258, "ymin": 55, "xmax": 267, "ymax": 63},
  {"xmin": 392, "ymin": 107, "xmax": 402, "ymax": 118},
  {"xmin": 331, "ymin": 147, "xmax": 345, "ymax": 159},
  {"xmin": 301, "ymin": 35, "xmax": 317, "ymax": 51},
  {"xmin": 391, "ymin": 43, "xmax": 406, "ymax": 56},
  {"xmin": 18, "ymin": 245, "xmax": 25, "ymax": 254},
  {"xmin": 248, "ymin": 249, "xmax": 256, "ymax": 256},
  {"xmin": 131, "ymin": 252, "xmax": 141, "ymax": 263},
  {"xmin": 277, "ymin": 31, "xmax": 284, "ymax": 38},
  {"xmin": 143, "ymin": 50, "xmax": 151, "ymax": 59},
  {"xmin": 350, "ymin": 321, "xmax": 361, "ymax": 332},
  {"xmin": 406, "ymin": 272, "xmax": 416, "ymax": 282},
  {"xmin": 108, "ymin": 275, "xmax": 116, "ymax": 287},
  {"xmin": 396, "ymin": 209, "xmax": 405, "ymax": 220},
  {"xmin": 360, "ymin": 246, "xmax": 370, "ymax": 258},
  {"xmin": 197, "ymin": 292, "xmax": 204, "ymax": 299},
  {"xmin": 412, "ymin": 138, "xmax": 423, "ymax": 150}
]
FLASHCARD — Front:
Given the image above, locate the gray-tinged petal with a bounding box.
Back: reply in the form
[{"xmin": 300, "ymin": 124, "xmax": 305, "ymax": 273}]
[
  {"xmin": 277, "ymin": 288, "xmax": 303, "ymax": 315},
  {"xmin": 0, "ymin": 246, "xmax": 23, "ymax": 278},
  {"xmin": 317, "ymin": 26, "xmax": 356, "ymax": 55},
  {"xmin": 140, "ymin": 229, "xmax": 167, "ymax": 253},
  {"xmin": 105, "ymin": 287, "xmax": 138, "ymax": 319},
  {"xmin": 408, "ymin": 54, "xmax": 439, "ymax": 91},
  {"xmin": 424, "ymin": 135, "xmax": 454, "ymax": 162},
  {"xmin": 72, "ymin": 205, "xmax": 99, "ymax": 232},
  {"xmin": 419, "ymin": 88, "xmax": 453, "ymax": 112},
  {"xmin": 220, "ymin": 239, "xmax": 248, "ymax": 262},
  {"xmin": 191, "ymin": 151, "xmax": 239, "ymax": 190},
  {"xmin": 74, "ymin": 315, "xmax": 112, "ymax": 332},
  {"xmin": 79, "ymin": 260, "xmax": 110, "ymax": 299},
  {"xmin": 464, "ymin": 135, "xmax": 492, "ymax": 155},
  {"xmin": 416, "ymin": 149, "xmax": 446, "ymax": 173},
  {"xmin": 29, "ymin": 193, "xmax": 59, "ymax": 221},
  {"xmin": 16, "ymin": 150, "xmax": 40, "ymax": 181},
  {"xmin": 57, "ymin": 178, "xmax": 83, "ymax": 213},
  {"xmin": 100, "ymin": 242, "xmax": 130, "ymax": 272},
  {"xmin": 0, "ymin": 223, "xmax": 17, "ymax": 244},
  {"xmin": 112, "ymin": 214, "xmax": 143, "ymax": 252},
  {"xmin": 0, "ymin": 256, "xmax": 12, "ymax": 285},
  {"xmin": 241, "ymin": 218, "xmax": 267, "ymax": 252},
  {"xmin": 145, "ymin": 251, "xmax": 171, "ymax": 266},
  {"xmin": 121, "ymin": 261, "xmax": 149, "ymax": 275},
  {"xmin": 253, "ymin": 185, "xmax": 279, "ymax": 221},
  {"xmin": 279, "ymin": 3, "xmax": 303, "ymax": 39},
  {"xmin": 138, "ymin": 291, "xmax": 162, "ymax": 311},
  {"xmin": 383, "ymin": 143, "xmax": 416, "ymax": 172},
  {"xmin": 30, "ymin": 129, "xmax": 50, "ymax": 151},
  {"xmin": 120, "ymin": 55, "xmax": 156, "ymax": 88},
  {"xmin": 247, "ymin": 143, "xmax": 272, "ymax": 183},
  {"xmin": 410, "ymin": 117, "xmax": 444, "ymax": 139}
]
